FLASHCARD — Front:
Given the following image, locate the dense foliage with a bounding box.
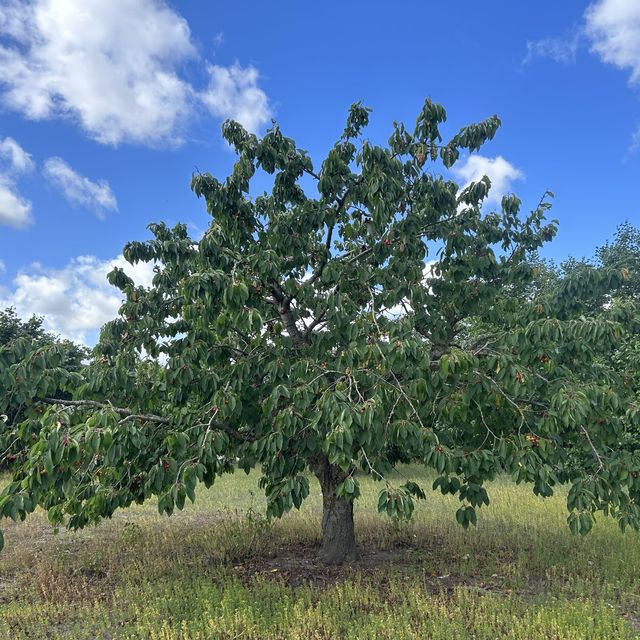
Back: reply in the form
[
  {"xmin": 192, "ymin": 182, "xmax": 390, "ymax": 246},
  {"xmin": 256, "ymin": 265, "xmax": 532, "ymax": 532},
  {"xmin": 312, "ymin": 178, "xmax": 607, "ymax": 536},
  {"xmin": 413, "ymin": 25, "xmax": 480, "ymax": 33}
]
[
  {"xmin": 568, "ymin": 222, "xmax": 640, "ymax": 451},
  {"xmin": 0, "ymin": 307, "xmax": 86, "ymax": 364},
  {"xmin": 0, "ymin": 308, "xmax": 86, "ymax": 468},
  {"xmin": 0, "ymin": 101, "xmax": 638, "ymax": 562}
]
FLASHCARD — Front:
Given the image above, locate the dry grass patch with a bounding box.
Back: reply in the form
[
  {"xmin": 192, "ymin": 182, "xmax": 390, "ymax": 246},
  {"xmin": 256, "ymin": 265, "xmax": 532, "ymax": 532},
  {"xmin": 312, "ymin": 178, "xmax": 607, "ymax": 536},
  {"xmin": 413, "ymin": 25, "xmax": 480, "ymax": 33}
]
[{"xmin": 1, "ymin": 466, "xmax": 640, "ymax": 638}]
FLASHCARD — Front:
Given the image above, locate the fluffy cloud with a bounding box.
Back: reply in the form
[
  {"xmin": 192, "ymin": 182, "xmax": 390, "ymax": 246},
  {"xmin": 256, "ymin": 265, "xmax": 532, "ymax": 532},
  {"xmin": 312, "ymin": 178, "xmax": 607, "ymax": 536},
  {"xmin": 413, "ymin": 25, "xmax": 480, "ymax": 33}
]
[
  {"xmin": 0, "ymin": 136, "xmax": 33, "ymax": 228},
  {"xmin": 0, "ymin": 255, "xmax": 155, "ymax": 344},
  {"xmin": 0, "ymin": 0, "xmax": 272, "ymax": 146},
  {"xmin": 0, "ymin": 182, "xmax": 32, "ymax": 228},
  {"xmin": 0, "ymin": 136, "xmax": 35, "ymax": 173},
  {"xmin": 43, "ymin": 157, "xmax": 117, "ymax": 217},
  {"xmin": 585, "ymin": 0, "xmax": 640, "ymax": 86},
  {"xmin": 524, "ymin": 1, "xmax": 640, "ymax": 150},
  {"xmin": 0, "ymin": 0, "xmax": 194, "ymax": 145},
  {"xmin": 524, "ymin": 1, "xmax": 640, "ymax": 82},
  {"xmin": 452, "ymin": 155, "xmax": 524, "ymax": 205},
  {"xmin": 200, "ymin": 64, "xmax": 272, "ymax": 134}
]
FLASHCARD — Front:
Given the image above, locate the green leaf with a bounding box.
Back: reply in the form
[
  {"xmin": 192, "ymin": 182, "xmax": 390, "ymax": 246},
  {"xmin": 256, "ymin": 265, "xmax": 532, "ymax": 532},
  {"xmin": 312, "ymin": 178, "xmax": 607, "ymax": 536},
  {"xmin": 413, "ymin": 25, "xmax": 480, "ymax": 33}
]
[{"xmin": 44, "ymin": 450, "xmax": 54, "ymax": 475}]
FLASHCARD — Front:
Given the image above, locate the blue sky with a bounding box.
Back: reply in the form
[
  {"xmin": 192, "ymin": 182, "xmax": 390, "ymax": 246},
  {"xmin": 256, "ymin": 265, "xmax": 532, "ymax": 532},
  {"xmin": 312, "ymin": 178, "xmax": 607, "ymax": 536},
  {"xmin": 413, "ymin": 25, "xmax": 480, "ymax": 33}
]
[{"xmin": 0, "ymin": 0, "xmax": 639, "ymax": 344}]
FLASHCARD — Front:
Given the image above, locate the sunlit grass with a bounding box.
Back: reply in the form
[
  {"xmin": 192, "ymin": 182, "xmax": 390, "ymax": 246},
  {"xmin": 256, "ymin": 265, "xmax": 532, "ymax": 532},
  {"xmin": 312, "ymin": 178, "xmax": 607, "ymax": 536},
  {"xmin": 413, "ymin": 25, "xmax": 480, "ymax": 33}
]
[{"xmin": 1, "ymin": 466, "xmax": 639, "ymax": 638}]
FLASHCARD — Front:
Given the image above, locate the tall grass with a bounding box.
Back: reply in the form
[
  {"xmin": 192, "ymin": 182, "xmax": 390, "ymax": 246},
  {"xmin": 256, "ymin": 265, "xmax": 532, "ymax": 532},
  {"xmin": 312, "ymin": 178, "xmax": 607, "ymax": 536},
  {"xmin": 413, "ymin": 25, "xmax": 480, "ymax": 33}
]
[{"xmin": 1, "ymin": 466, "xmax": 639, "ymax": 638}]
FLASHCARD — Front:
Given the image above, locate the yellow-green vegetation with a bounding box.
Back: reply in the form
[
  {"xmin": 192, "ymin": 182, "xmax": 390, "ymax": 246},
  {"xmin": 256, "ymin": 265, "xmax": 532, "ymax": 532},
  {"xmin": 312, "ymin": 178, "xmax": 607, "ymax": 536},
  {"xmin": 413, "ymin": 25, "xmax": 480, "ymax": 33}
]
[{"xmin": 1, "ymin": 466, "xmax": 639, "ymax": 639}]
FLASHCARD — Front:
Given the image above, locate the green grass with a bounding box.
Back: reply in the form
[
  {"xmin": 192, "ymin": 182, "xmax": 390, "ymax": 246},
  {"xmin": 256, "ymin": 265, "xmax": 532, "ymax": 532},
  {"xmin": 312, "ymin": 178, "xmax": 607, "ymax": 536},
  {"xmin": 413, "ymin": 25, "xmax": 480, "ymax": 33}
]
[{"xmin": 1, "ymin": 467, "xmax": 640, "ymax": 638}]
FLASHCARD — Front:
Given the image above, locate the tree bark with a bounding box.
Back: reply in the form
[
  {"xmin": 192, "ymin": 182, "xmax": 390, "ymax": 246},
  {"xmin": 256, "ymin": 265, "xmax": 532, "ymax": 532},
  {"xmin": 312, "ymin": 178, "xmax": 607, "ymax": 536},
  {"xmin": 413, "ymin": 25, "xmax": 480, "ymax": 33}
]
[{"xmin": 313, "ymin": 457, "xmax": 358, "ymax": 564}]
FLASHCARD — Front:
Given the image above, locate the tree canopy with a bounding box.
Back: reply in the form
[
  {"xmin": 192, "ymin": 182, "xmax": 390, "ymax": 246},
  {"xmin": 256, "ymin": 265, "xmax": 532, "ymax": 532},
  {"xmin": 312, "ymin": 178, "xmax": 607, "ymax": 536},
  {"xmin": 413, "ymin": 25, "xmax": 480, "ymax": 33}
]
[
  {"xmin": 1, "ymin": 100, "xmax": 638, "ymax": 563},
  {"xmin": 0, "ymin": 307, "xmax": 86, "ymax": 462}
]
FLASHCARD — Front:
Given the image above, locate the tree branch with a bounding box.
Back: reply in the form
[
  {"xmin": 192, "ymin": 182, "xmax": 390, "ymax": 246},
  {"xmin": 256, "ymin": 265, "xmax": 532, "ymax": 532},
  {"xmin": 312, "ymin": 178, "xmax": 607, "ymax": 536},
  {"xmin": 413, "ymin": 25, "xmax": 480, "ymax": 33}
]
[
  {"xmin": 305, "ymin": 308, "xmax": 328, "ymax": 337},
  {"xmin": 41, "ymin": 398, "xmax": 170, "ymax": 425},
  {"xmin": 278, "ymin": 305, "xmax": 306, "ymax": 348},
  {"xmin": 268, "ymin": 281, "xmax": 306, "ymax": 348},
  {"xmin": 307, "ymin": 188, "xmax": 352, "ymax": 286}
]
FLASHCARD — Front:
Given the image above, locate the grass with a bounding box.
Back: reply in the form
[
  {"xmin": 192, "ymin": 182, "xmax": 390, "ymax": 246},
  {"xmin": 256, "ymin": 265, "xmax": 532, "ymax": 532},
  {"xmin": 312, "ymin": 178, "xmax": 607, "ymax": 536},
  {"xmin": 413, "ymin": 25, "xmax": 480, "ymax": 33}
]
[{"xmin": 1, "ymin": 466, "xmax": 640, "ymax": 638}]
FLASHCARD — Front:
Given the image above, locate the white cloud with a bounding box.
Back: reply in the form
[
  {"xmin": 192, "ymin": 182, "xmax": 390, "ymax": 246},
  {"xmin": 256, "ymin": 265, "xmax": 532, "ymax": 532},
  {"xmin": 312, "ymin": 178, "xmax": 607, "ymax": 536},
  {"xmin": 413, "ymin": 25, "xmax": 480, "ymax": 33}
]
[
  {"xmin": 585, "ymin": 0, "xmax": 640, "ymax": 86},
  {"xmin": 523, "ymin": 31, "xmax": 581, "ymax": 66},
  {"xmin": 0, "ymin": 181, "xmax": 32, "ymax": 228},
  {"xmin": 43, "ymin": 157, "xmax": 117, "ymax": 217},
  {"xmin": 0, "ymin": 137, "xmax": 34, "ymax": 173},
  {"xmin": 0, "ymin": 0, "xmax": 196, "ymax": 146},
  {"xmin": 0, "ymin": 0, "xmax": 272, "ymax": 146},
  {"xmin": 0, "ymin": 137, "xmax": 33, "ymax": 228},
  {"xmin": 200, "ymin": 63, "xmax": 272, "ymax": 134},
  {"xmin": 524, "ymin": 1, "xmax": 640, "ymax": 150},
  {"xmin": 523, "ymin": 1, "xmax": 640, "ymax": 80},
  {"xmin": 0, "ymin": 254, "xmax": 156, "ymax": 344},
  {"xmin": 452, "ymin": 155, "xmax": 524, "ymax": 206},
  {"xmin": 0, "ymin": 259, "xmax": 5, "ymax": 274}
]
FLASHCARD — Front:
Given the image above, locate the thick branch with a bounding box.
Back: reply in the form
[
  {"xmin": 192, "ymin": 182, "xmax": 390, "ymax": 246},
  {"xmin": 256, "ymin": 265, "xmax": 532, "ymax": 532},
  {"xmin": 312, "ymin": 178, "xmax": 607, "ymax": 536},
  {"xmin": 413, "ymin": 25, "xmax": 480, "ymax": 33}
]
[
  {"xmin": 268, "ymin": 281, "xmax": 306, "ymax": 348},
  {"xmin": 269, "ymin": 280, "xmax": 289, "ymax": 306},
  {"xmin": 279, "ymin": 306, "xmax": 306, "ymax": 348}
]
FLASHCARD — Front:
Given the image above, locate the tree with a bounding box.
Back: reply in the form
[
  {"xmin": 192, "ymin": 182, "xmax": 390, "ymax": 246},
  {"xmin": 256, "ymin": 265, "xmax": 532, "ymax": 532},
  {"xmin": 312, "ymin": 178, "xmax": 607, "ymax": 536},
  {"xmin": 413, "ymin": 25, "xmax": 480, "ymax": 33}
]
[
  {"xmin": 1, "ymin": 101, "xmax": 638, "ymax": 563},
  {"xmin": 0, "ymin": 308, "xmax": 87, "ymax": 468},
  {"xmin": 0, "ymin": 307, "xmax": 86, "ymax": 369},
  {"xmin": 597, "ymin": 221, "xmax": 640, "ymax": 299},
  {"xmin": 0, "ymin": 307, "xmax": 49, "ymax": 346},
  {"xmin": 470, "ymin": 226, "xmax": 640, "ymax": 468},
  {"xmin": 565, "ymin": 223, "xmax": 640, "ymax": 452},
  {"xmin": 525, "ymin": 222, "xmax": 640, "ymax": 317}
]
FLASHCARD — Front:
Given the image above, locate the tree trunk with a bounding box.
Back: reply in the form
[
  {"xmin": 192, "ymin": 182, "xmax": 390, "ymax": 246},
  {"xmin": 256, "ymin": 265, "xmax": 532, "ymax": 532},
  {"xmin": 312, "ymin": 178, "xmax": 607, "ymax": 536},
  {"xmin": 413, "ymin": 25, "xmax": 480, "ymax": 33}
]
[{"xmin": 313, "ymin": 457, "xmax": 358, "ymax": 564}]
